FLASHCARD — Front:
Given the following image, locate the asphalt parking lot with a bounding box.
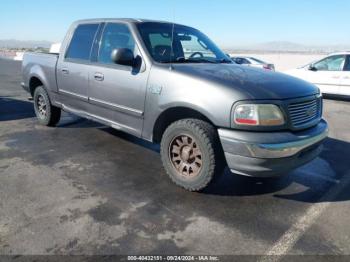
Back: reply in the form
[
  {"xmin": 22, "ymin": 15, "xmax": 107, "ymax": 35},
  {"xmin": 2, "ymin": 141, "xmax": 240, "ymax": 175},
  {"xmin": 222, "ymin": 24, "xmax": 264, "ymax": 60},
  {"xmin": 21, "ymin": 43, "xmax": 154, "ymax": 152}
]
[{"xmin": 1, "ymin": 58, "xmax": 350, "ymax": 260}]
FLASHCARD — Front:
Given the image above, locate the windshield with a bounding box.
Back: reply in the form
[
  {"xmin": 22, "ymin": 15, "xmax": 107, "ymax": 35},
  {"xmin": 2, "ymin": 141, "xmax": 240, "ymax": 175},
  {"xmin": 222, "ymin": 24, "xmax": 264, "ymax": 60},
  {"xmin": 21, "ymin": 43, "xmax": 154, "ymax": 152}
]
[{"xmin": 137, "ymin": 22, "xmax": 232, "ymax": 64}]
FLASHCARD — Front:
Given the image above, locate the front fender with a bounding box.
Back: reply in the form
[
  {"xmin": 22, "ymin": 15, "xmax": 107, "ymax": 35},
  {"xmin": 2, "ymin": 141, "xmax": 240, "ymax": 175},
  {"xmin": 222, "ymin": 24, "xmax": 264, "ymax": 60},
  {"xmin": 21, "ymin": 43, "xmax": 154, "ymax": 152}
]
[
  {"xmin": 141, "ymin": 66, "xmax": 237, "ymax": 141},
  {"xmin": 159, "ymin": 101, "xmax": 219, "ymax": 125}
]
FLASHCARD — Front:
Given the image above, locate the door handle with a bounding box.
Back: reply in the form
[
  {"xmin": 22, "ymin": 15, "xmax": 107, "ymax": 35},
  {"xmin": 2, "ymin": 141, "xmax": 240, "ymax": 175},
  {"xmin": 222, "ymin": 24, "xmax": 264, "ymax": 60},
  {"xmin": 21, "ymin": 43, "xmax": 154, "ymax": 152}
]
[
  {"xmin": 344, "ymin": 76, "xmax": 350, "ymax": 79},
  {"xmin": 94, "ymin": 72, "xmax": 104, "ymax": 81},
  {"xmin": 332, "ymin": 75, "xmax": 340, "ymax": 79},
  {"xmin": 61, "ymin": 68, "xmax": 69, "ymax": 74}
]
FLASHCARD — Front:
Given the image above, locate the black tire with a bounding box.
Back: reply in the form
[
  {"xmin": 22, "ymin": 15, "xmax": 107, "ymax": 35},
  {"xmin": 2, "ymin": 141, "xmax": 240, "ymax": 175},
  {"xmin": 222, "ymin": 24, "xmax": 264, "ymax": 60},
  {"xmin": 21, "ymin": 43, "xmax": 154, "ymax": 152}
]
[
  {"xmin": 160, "ymin": 119, "xmax": 225, "ymax": 191},
  {"xmin": 33, "ymin": 86, "xmax": 61, "ymax": 126}
]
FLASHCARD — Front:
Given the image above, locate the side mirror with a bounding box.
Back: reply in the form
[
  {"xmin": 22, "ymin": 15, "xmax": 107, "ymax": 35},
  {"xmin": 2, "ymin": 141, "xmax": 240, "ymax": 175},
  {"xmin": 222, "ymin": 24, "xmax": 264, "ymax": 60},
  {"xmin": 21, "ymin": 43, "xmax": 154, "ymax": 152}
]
[
  {"xmin": 111, "ymin": 48, "xmax": 135, "ymax": 67},
  {"xmin": 308, "ymin": 64, "xmax": 318, "ymax": 71}
]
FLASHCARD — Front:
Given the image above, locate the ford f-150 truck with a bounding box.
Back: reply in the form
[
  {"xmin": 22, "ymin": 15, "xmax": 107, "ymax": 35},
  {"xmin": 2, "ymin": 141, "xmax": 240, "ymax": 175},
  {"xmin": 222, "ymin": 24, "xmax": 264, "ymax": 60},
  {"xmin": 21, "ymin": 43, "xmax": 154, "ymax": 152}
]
[{"xmin": 22, "ymin": 19, "xmax": 328, "ymax": 191}]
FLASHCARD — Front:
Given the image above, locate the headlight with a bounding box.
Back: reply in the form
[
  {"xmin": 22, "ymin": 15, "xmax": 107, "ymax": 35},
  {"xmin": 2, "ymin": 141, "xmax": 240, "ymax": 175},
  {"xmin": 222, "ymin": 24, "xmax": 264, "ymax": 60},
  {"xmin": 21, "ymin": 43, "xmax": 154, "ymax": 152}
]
[{"xmin": 234, "ymin": 104, "xmax": 285, "ymax": 126}]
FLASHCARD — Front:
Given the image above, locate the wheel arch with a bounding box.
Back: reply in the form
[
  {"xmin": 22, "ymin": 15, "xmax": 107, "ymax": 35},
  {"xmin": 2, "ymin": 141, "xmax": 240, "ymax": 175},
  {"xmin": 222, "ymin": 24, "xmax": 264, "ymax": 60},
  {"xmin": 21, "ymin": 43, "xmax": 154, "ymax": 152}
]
[
  {"xmin": 29, "ymin": 76, "xmax": 45, "ymax": 96},
  {"xmin": 27, "ymin": 63, "xmax": 51, "ymax": 97},
  {"xmin": 152, "ymin": 106, "xmax": 216, "ymax": 144}
]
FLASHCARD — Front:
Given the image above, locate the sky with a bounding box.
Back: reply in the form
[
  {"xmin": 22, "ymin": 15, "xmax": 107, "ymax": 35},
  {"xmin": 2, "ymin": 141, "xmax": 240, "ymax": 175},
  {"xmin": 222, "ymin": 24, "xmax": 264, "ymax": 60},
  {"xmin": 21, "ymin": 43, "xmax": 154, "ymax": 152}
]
[{"xmin": 1, "ymin": 0, "xmax": 349, "ymax": 47}]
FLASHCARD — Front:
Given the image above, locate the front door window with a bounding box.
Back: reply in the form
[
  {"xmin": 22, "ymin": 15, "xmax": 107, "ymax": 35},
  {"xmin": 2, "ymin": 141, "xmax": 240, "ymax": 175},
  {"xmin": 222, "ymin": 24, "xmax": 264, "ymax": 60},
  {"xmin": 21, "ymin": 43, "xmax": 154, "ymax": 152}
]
[
  {"xmin": 313, "ymin": 55, "xmax": 346, "ymax": 71},
  {"xmin": 98, "ymin": 23, "xmax": 136, "ymax": 64}
]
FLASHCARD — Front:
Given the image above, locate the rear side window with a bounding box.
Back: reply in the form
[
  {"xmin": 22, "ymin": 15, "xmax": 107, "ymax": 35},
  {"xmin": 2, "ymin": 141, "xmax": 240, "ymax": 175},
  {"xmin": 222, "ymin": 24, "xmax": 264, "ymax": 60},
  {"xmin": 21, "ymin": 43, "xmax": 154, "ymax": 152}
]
[{"xmin": 65, "ymin": 24, "xmax": 99, "ymax": 61}]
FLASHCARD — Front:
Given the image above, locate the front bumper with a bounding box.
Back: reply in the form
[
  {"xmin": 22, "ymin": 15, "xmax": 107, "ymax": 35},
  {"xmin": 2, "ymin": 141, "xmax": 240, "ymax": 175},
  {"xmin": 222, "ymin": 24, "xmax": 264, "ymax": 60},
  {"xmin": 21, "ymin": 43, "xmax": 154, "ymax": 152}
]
[{"xmin": 218, "ymin": 119, "xmax": 328, "ymax": 177}]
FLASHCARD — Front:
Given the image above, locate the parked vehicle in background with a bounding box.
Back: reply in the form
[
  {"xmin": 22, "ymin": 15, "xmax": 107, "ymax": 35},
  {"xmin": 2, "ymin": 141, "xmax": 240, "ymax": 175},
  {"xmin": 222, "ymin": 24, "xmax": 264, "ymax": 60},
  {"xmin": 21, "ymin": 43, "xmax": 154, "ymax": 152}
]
[
  {"xmin": 285, "ymin": 52, "xmax": 350, "ymax": 97},
  {"xmin": 22, "ymin": 19, "xmax": 328, "ymax": 192},
  {"xmin": 231, "ymin": 56, "xmax": 275, "ymax": 71}
]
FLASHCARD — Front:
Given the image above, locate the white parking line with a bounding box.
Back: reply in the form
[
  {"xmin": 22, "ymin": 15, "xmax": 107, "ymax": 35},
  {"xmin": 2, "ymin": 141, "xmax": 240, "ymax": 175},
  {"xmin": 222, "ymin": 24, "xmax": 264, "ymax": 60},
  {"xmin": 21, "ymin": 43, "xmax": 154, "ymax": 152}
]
[{"xmin": 261, "ymin": 172, "xmax": 350, "ymax": 262}]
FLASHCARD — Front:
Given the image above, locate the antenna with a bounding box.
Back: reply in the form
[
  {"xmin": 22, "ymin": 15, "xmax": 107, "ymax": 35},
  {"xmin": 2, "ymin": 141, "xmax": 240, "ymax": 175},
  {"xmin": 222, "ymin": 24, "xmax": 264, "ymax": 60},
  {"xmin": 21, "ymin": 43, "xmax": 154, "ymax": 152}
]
[{"xmin": 169, "ymin": 4, "xmax": 175, "ymax": 70}]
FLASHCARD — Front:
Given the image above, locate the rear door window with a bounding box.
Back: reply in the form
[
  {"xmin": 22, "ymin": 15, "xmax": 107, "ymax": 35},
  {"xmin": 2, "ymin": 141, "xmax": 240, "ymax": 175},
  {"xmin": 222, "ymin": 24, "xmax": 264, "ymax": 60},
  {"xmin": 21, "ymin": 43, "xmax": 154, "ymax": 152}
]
[{"xmin": 65, "ymin": 24, "xmax": 99, "ymax": 61}]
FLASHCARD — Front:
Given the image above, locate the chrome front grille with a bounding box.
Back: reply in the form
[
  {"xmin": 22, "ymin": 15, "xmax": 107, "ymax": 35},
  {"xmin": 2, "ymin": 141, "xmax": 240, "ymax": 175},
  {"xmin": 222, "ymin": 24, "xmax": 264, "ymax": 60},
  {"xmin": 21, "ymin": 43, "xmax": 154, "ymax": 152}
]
[{"xmin": 288, "ymin": 98, "xmax": 321, "ymax": 128}]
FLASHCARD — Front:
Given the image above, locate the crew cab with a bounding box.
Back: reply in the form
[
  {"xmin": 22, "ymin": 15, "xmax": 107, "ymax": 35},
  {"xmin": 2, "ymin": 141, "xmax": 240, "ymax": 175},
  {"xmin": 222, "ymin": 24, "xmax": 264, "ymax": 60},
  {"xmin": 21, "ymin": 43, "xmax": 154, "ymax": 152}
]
[{"xmin": 22, "ymin": 19, "xmax": 328, "ymax": 191}]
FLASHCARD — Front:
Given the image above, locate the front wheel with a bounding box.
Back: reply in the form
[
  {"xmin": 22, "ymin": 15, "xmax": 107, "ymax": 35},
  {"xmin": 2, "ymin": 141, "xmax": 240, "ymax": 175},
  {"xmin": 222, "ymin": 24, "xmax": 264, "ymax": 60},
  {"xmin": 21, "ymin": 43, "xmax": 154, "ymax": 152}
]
[
  {"xmin": 160, "ymin": 119, "xmax": 225, "ymax": 191},
  {"xmin": 33, "ymin": 86, "xmax": 61, "ymax": 126}
]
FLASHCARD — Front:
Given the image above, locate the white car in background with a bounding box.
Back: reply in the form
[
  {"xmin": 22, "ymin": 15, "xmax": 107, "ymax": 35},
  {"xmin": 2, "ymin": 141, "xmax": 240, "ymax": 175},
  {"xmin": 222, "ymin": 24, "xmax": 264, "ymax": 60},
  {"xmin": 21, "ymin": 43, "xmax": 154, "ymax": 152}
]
[
  {"xmin": 231, "ymin": 56, "xmax": 275, "ymax": 71},
  {"xmin": 285, "ymin": 52, "xmax": 350, "ymax": 97}
]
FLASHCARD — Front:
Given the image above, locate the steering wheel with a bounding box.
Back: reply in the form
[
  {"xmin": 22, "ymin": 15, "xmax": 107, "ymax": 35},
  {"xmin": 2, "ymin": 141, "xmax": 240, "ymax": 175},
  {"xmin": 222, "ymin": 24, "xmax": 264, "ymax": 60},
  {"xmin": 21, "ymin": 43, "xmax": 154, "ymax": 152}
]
[{"xmin": 189, "ymin": 52, "xmax": 204, "ymax": 59}]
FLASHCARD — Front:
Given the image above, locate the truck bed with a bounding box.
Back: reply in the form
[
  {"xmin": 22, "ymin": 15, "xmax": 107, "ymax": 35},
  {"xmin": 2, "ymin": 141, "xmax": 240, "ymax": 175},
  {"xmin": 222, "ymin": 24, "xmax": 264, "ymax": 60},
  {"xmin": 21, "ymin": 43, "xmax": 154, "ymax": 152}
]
[{"xmin": 22, "ymin": 52, "xmax": 59, "ymax": 94}]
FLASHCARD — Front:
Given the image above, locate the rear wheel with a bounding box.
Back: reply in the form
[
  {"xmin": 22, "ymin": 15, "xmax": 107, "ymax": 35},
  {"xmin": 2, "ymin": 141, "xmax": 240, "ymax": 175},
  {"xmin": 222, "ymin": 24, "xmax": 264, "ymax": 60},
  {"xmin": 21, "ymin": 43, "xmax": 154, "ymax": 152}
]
[
  {"xmin": 160, "ymin": 119, "xmax": 225, "ymax": 191},
  {"xmin": 33, "ymin": 86, "xmax": 61, "ymax": 126}
]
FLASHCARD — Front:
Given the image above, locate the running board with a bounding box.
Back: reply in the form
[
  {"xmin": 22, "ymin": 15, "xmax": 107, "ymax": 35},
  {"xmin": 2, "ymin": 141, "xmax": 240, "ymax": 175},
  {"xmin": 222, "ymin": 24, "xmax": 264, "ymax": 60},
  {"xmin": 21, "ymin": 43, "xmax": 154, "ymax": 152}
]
[{"xmin": 59, "ymin": 103, "xmax": 140, "ymax": 137}]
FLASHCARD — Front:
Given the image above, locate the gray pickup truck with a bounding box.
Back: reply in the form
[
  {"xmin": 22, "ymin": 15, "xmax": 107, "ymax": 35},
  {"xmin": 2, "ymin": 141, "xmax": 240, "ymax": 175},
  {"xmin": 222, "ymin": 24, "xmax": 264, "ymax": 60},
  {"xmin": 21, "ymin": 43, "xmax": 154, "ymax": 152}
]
[{"xmin": 22, "ymin": 19, "xmax": 328, "ymax": 191}]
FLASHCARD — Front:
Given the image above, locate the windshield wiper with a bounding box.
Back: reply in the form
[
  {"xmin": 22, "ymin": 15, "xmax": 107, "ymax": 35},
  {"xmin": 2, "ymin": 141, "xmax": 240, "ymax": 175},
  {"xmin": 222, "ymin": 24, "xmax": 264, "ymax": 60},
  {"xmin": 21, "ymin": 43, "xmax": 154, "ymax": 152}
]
[
  {"xmin": 159, "ymin": 58, "xmax": 219, "ymax": 64},
  {"xmin": 180, "ymin": 58, "xmax": 231, "ymax": 64}
]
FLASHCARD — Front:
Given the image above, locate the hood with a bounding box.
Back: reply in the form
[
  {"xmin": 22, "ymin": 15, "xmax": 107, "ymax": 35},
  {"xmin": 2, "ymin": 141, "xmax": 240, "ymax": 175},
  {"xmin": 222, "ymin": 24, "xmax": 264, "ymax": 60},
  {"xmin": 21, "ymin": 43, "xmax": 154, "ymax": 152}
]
[{"xmin": 172, "ymin": 63, "xmax": 318, "ymax": 100}]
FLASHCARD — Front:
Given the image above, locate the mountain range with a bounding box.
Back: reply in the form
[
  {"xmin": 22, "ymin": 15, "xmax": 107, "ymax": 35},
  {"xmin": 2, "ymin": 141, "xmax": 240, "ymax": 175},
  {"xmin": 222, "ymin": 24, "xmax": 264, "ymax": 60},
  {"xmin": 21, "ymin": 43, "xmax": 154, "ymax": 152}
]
[
  {"xmin": 1, "ymin": 39, "xmax": 349, "ymax": 53},
  {"xmin": 0, "ymin": 39, "xmax": 53, "ymax": 49},
  {"xmin": 225, "ymin": 41, "xmax": 350, "ymax": 53}
]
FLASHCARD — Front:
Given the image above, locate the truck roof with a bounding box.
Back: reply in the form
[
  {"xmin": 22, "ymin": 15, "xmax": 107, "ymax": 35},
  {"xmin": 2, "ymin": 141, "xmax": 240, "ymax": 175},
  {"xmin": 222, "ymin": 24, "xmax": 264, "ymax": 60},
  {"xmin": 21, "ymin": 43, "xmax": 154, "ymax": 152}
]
[{"xmin": 73, "ymin": 18, "xmax": 183, "ymax": 26}]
